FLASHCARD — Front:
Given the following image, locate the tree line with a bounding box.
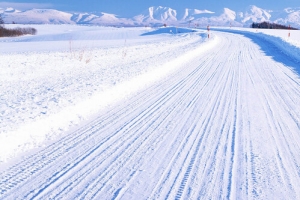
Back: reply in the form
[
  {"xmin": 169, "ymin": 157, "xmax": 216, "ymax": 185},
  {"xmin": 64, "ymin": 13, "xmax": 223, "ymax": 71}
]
[
  {"xmin": 0, "ymin": 14, "xmax": 37, "ymax": 37},
  {"xmin": 251, "ymin": 21, "xmax": 298, "ymax": 30}
]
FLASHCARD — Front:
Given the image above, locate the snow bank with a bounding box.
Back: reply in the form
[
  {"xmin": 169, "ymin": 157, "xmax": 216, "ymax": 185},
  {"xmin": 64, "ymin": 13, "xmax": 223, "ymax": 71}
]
[
  {"xmin": 213, "ymin": 28, "xmax": 300, "ymax": 74},
  {"xmin": 141, "ymin": 27, "xmax": 197, "ymax": 36}
]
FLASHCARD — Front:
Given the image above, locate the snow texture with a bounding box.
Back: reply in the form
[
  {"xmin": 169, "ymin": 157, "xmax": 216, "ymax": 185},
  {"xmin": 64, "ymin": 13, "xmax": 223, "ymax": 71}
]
[{"xmin": 0, "ymin": 25, "xmax": 300, "ymax": 199}]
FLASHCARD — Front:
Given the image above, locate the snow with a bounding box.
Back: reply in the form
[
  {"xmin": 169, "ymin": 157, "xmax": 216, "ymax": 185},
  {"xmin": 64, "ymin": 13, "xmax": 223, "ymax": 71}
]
[
  {"xmin": 2, "ymin": 5, "xmax": 300, "ymax": 27},
  {"xmin": 213, "ymin": 27, "xmax": 300, "ymax": 71},
  {"xmin": 223, "ymin": 8, "xmax": 236, "ymax": 20},
  {"xmin": 144, "ymin": 6, "xmax": 178, "ymax": 22},
  {"xmin": 0, "ymin": 25, "xmax": 300, "ymax": 199},
  {"xmin": 3, "ymin": 9, "xmax": 75, "ymax": 24},
  {"xmin": 242, "ymin": 5, "xmax": 272, "ymax": 23},
  {"xmin": 0, "ymin": 25, "xmax": 210, "ymax": 162},
  {"xmin": 4, "ymin": 7, "xmax": 21, "ymax": 13},
  {"xmin": 194, "ymin": 9, "xmax": 214, "ymax": 14},
  {"xmin": 181, "ymin": 9, "xmax": 215, "ymax": 21}
]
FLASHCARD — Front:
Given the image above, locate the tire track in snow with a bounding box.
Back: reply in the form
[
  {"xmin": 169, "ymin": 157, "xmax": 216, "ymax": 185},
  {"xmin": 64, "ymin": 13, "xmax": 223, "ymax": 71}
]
[
  {"xmin": 1, "ymin": 30, "xmax": 300, "ymax": 200},
  {"xmin": 0, "ymin": 32, "xmax": 208, "ymax": 197},
  {"xmin": 239, "ymin": 35, "xmax": 300, "ymax": 199},
  {"xmin": 150, "ymin": 34, "xmax": 239, "ymax": 199},
  {"xmin": 148, "ymin": 41, "xmax": 229, "ymax": 200},
  {"xmin": 250, "ymin": 69, "xmax": 299, "ymax": 199},
  {"xmin": 0, "ymin": 32, "xmax": 218, "ymax": 199},
  {"xmin": 74, "ymin": 43, "xmax": 224, "ymax": 200}
]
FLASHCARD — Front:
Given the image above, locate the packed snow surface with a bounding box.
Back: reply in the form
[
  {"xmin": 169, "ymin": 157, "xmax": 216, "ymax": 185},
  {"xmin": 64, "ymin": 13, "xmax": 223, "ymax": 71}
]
[
  {"xmin": 0, "ymin": 25, "xmax": 300, "ymax": 199},
  {"xmin": 0, "ymin": 25, "xmax": 209, "ymax": 161}
]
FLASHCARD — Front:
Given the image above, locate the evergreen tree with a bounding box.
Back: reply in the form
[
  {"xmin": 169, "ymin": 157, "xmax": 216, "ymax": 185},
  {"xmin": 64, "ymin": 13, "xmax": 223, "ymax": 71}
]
[{"xmin": 0, "ymin": 14, "xmax": 4, "ymax": 27}]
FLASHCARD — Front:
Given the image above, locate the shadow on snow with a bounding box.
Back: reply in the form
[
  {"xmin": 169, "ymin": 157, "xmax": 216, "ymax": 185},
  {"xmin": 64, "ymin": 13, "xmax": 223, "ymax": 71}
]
[
  {"xmin": 141, "ymin": 27, "xmax": 196, "ymax": 36},
  {"xmin": 213, "ymin": 28, "xmax": 300, "ymax": 76}
]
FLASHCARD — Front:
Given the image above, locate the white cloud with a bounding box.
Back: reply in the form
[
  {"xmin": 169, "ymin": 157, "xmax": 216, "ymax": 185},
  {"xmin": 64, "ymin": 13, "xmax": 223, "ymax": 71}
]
[{"xmin": 0, "ymin": 2, "xmax": 52, "ymax": 11}]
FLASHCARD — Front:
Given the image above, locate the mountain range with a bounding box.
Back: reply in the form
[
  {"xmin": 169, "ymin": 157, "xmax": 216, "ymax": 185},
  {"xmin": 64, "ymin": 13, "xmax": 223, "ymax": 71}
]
[{"xmin": 1, "ymin": 5, "xmax": 300, "ymax": 28}]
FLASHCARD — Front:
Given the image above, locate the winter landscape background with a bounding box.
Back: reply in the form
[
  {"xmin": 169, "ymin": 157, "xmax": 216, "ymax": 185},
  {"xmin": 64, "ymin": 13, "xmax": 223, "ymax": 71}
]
[
  {"xmin": 1, "ymin": 2, "xmax": 300, "ymax": 200},
  {"xmin": 1, "ymin": 5, "xmax": 300, "ymax": 28}
]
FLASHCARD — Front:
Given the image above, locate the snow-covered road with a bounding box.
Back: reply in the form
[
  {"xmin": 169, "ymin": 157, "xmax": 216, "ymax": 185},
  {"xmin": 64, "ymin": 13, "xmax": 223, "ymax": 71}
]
[{"xmin": 1, "ymin": 29, "xmax": 300, "ymax": 199}]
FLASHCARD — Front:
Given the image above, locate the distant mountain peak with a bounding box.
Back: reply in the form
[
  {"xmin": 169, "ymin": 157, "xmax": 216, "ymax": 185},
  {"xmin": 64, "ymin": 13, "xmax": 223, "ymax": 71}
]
[
  {"xmin": 241, "ymin": 5, "xmax": 272, "ymax": 23},
  {"xmin": 147, "ymin": 6, "xmax": 177, "ymax": 21},
  {"xmin": 5, "ymin": 7, "xmax": 21, "ymax": 13},
  {"xmin": 193, "ymin": 9, "xmax": 214, "ymax": 14},
  {"xmin": 0, "ymin": 5, "xmax": 300, "ymax": 28},
  {"xmin": 223, "ymin": 8, "xmax": 236, "ymax": 20},
  {"xmin": 0, "ymin": 7, "xmax": 21, "ymax": 14}
]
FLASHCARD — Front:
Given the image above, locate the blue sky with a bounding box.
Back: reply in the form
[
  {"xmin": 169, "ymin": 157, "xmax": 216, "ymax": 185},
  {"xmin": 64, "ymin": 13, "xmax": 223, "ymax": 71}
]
[{"xmin": 1, "ymin": 0, "xmax": 299, "ymax": 16}]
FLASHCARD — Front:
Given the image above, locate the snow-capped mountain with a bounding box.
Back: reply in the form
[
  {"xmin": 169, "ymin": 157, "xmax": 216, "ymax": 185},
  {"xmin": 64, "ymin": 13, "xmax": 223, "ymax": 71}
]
[
  {"xmin": 2, "ymin": 9, "xmax": 75, "ymax": 24},
  {"xmin": 147, "ymin": 6, "xmax": 177, "ymax": 21},
  {"xmin": 274, "ymin": 8, "xmax": 300, "ymax": 28},
  {"xmin": 236, "ymin": 5, "xmax": 300, "ymax": 28},
  {"xmin": 181, "ymin": 9, "xmax": 215, "ymax": 21},
  {"xmin": 0, "ymin": 7, "xmax": 21, "ymax": 13},
  {"xmin": 71, "ymin": 13, "xmax": 99, "ymax": 24},
  {"xmin": 1, "ymin": 5, "xmax": 300, "ymax": 28},
  {"xmin": 133, "ymin": 6, "xmax": 216, "ymax": 26},
  {"xmin": 239, "ymin": 5, "xmax": 272, "ymax": 24},
  {"xmin": 76, "ymin": 12, "xmax": 134, "ymax": 26},
  {"xmin": 133, "ymin": 6, "xmax": 177, "ymax": 25},
  {"xmin": 208, "ymin": 8, "xmax": 240, "ymax": 26},
  {"xmin": 182, "ymin": 8, "xmax": 242, "ymax": 27}
]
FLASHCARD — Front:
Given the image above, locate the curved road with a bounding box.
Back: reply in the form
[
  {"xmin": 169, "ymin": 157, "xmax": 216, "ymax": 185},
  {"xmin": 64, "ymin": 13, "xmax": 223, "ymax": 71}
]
[{"xmin": 1, "ymin": 31, "xmax": 300, "ymax": 199}]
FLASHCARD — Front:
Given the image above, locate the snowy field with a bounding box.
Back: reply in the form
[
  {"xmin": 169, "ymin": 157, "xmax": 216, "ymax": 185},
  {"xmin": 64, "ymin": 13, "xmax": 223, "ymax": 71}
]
[
  {"xmin": 0, "ymin": 25, "xmax": 300, "ymax": 199},
  {"xmin": 0, "ymin": 25, "xmax": 208, "ymax": 161}
]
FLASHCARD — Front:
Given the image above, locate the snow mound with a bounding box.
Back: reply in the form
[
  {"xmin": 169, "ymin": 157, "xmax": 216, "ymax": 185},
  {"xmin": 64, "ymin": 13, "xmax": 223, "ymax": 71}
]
[{"xmin": 141, "ymin": 27, "xmax": 196, "ymax": 36}]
